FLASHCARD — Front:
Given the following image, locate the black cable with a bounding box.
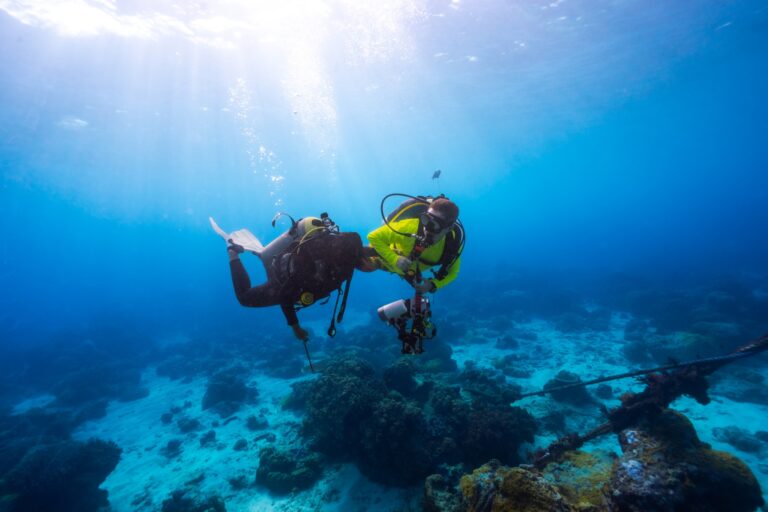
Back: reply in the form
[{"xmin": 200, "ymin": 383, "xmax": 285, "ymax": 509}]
[{"xmin": 515, "ymin": 342, "xmax": 768, "ymax": 401}]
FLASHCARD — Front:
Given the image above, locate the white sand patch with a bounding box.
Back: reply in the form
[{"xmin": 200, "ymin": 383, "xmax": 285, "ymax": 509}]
[
  {"xmin": 73, "ymin": 368, "xmax": 303, "ymax": 511},
  {"xmin": 72, "ymin": 366, "xmax": 421, "ymax": 511}
]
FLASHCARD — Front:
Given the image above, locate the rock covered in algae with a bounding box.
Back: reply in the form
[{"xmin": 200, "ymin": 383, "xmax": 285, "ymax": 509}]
[
  {"xmin": 458, "ymin": 459, "xmax": 573, "ymax": 512},
  {"xmin": 543, "ymin": 370, "xmax": 595, "ymax": 405},
  {"xmin": 424, "ymin": 474, "xmax": 463, "ymax": 512},
  {"xmin": 609, "ymin": 409, "xmax": 764, "ymax": 512},
  {"xmin": 542, "ymin": 450, "xmax": 614, "ymax": 510}
]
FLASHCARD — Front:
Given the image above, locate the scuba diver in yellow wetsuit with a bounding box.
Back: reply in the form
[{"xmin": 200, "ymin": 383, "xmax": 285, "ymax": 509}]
[
  {"xmin": 367, "ymin": 194, "xmax": 465, "ymax": 354},
  {"xmin": 368, "ymin": 194, "xmax": 463, "ymax": 292}
]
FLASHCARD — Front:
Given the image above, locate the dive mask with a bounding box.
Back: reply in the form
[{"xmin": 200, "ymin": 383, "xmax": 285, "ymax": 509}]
[{"xmin": 424, "ymin": 210, "xmax": 453, "ymax": 234}]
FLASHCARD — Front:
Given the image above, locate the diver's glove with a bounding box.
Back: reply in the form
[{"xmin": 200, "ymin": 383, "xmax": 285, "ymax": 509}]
[
  {"xmin": 413, "ymin": 279, "xmax": 436, "ymax": 294},
  {"xmin": 395, "ymin": 256, "xmax": 412, "ymax": 273},
  {"xmin": 227, "ymin": 238, "xmax": 244, "ymax": 254}
]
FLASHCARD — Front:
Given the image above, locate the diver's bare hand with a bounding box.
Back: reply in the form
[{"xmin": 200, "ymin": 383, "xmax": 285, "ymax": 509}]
[{"xmin": 292, "ymin": 324, "xmax": 309, "ymax": 341}]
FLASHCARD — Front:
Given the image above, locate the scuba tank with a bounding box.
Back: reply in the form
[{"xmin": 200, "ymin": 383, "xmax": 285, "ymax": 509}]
[{"xmin": 272, "ymin": 211, "xmax": 355, "ymax": 369}]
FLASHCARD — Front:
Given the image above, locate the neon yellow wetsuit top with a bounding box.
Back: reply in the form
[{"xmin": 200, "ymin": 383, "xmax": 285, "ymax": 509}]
[{"xmin": 367, "ymin": 218, "xmax": 461, "ymax": 290}]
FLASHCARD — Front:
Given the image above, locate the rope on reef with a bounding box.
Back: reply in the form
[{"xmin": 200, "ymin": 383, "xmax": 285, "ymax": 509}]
[
  {"xmin": 514, "ymin": 333, "xmax": 768, "ymax": 402},
  {"xmin": 527, "ymin": 333, "xmax": 768, "ymax": 469}
]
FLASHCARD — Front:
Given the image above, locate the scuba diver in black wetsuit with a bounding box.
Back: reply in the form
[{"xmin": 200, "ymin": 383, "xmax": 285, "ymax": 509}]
[{"xmin": 213, "ymin": 213, "xmax": 375, "ymax": 342}]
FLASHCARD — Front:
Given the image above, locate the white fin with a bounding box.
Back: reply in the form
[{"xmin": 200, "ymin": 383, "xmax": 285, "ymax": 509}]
[{"xmin": 209, "ymin": 216, "xmax": 264, "ymax": 254}]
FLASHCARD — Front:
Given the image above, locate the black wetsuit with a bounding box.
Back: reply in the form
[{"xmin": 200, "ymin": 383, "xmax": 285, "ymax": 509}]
[
  {"xmin": 230, "ymin": 257, "xmax": 300, "ymax": 325},
  {"xmin": 229, "ymin": 231, "xmax": 362, "ymax": 326}
]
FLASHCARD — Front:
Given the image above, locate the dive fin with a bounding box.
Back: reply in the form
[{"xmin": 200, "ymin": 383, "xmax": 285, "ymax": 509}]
[
  {"xmin": 209, "ymin": 216, "xmax": 228, "ymax": 239},
  {"xmin": 209, "ymin": 216, "xmax": 265, "ymax": 254}
]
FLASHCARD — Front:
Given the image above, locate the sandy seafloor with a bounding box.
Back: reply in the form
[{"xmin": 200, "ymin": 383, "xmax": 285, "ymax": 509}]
[{"xmin": 53, "ymin": 309, "xmax": 768, "ymax": 512}]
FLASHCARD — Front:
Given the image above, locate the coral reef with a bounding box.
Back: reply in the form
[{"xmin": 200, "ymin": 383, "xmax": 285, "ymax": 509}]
[
  {"xmin": 553, "ymin": 308, "xmax": 611, "ymax": 334},
  {"xmin": 539, "ymin": 409, "xmax": 567, "ymax": 436},
  {"xmin": 623, "ymin": 318, "xmax": 651, "ymax": 343},
  {"xmin": 301, "ymin": 357, "xmax": 386, "ymax": 456},
  {"xmin": 255, "ymin": 446, "xmax": 323, "ymax": 494},
  {"xmin": 177, "ymin": 416, "xmax": 202, "ymax": 433},
  {"xmin": 423, "ymin": 405, "xmax": 764, "ymax": 512},
  {"xmin": 416, "ymin": 340, "xmax": 459, "ymax": 373},
  {"xmin": 1, "ymin": 439, "xmax": 121, "ymax": 512},
  {"xmin": 4, "ymin": 324, "xmax": 154, "ymax": 412},
  {"xmin": 542, "ymin": 450, "xmax": 614, "ymax": 510},
  {"xmin": 162, "ymin": 438, "xmax": 183, "ymax": 458},
  {"xmin": 543, "ymin": 370, "xmax": 595, "ymax": 405},
  {"xmin": 358, "ymin": 396, "xmax": 433, "ymax": 485},
  {"xmin": 423, "ymin": 474, "xmax": 463, "ymax": 512},
  {"xmin": 608, "ymin": 409, "xmax": 764, "ymax": 512},
  {"xmin": 714, "ymin": 373, "xmax": 768, "ymax": 406},
  {"xmin": 199, "ymin": 430, "xmax": 216, "ymax": 447},
  {"xmin": 202, "ymin": 368, "xmax": 258, "ymax": 418},
  {"xmin": 492, "ymin": 353, "xmax": 533, "ymax": 379},
  {"xmin": 458, "ymin": 460, "xmax": 572, "ymax": 512},
  {"xmin": 459, "ymin": 363, "xmax": 522, "ymax": 406},
  {"xmin": 461, "ymin": 402, "xmax": 537, "ymax": 467},
  {"xmin": 601, "ymin": 278, "xmax": 768, "ymax": 353},
  {"xmin": 281, "ymin": 380, "xmax": 314, "ymax": 411},
  {"xmin": 383, "ymin": 359, "xmax": 419, "ymax": 396},
  {"xmin": 495, "ymin": 335, "xmax": 519, "ymax": 350},
  {"xmin": 296, "ymin": 355, "xmax": 537, "ymax": 486},
  {"xmin": 160, "ymin": 490, "xmax": 226, "ymax": 512},
  {"xmin": 712, "ymin": 425, "xmax": 765, "ymax": 453}
]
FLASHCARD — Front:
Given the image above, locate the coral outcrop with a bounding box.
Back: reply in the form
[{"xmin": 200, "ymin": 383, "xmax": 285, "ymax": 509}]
[
  {"xmin": 608, "ymin": 409, "xmax": 764, "ymax": 512},
  {"xmin": 424, "ymin": 408, "xmax": 763, "ymax": 512},
  {"xmin": 202, "ymin": 368, "xmax": 258, "ymax": 418},
  {"xmin": 458, "ymin": 460, "xmax": 572, "ymax": 512},
  {"xmin": 1, "ymin": 439, "xmax": 121, "ymax": 512},
  {"xmin": 295, "ymin": 356, "xmax": 537, "ymax": 486},
  {"xmin": 160, "ymin": 490, "xmax": 227, "ymax": 512},
  {"xmin": 543, "ymin": 370, "xmax": 595, "ymax": 405},
  {"xmin": 461, "ymin": 402, "xmax": 537, "ymax": 467},
  {"xmin": 301, "ymin": 357, "xmax": 386, "ymax": 455},
  {"xmin": 255, "ymin": 446, "xmax": 323, "ymax": 494},
  {"xmin": 358, "ymin": 396, "xmax": 433, "ymax": 485}
]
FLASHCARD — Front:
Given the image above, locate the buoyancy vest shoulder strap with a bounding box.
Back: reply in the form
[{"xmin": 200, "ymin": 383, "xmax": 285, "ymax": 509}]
[{"xmin": 434, "ymin": 224, "xmax": 464, "ymax": 280}]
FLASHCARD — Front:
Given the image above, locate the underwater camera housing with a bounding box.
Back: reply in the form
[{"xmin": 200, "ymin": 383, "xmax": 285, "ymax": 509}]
[
  {"xmin": 377, "ymin": 298, "xmax": 411, "ymax": 322},
  {"xmin": 377, "ymin": 294, "xmax": 436, "ymax": 354}
]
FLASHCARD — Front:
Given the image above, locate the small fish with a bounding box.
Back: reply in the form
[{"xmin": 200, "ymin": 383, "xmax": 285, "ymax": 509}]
[{"xmin": 432, "ymin": 169, "xmax": 441, "ymax": 179}]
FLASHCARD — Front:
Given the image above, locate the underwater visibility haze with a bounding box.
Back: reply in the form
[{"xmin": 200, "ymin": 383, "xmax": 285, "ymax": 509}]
[{"xmin": 1, "ymin": 1, "xmax": 768, "ymax": 511}]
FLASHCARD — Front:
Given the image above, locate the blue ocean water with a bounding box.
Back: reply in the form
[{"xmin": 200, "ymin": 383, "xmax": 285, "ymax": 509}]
[{"xmin": 1, "ymin": 1, "xmax": 768, "ymax": 511}]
